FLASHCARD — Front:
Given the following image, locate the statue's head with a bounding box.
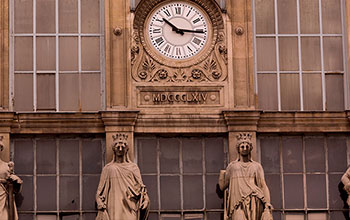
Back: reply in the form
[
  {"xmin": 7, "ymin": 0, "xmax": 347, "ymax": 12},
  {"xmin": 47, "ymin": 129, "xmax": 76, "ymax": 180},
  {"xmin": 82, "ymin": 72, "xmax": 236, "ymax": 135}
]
[
  {"xmin": 112, "ymin": 133, "xmax": 129, "ymax": 160},
  {"xmin": 236, "ymin": 133, "xmax": 253, "ymax": 159}
]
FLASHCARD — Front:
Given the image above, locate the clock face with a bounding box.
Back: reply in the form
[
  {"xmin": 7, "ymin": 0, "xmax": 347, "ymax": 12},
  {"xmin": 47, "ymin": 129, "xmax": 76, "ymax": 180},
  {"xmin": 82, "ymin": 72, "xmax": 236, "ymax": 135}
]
[{"xmin": 146, "ymin": 1, "xmax": 210, "ymax": 60}]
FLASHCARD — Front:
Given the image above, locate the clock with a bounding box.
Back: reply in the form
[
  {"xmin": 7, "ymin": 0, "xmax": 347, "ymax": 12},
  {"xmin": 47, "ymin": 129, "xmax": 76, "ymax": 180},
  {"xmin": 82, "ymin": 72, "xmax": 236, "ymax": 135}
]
[{"xmin": 146, "ymin": 1, "xmax": 210, "ymax": 60}]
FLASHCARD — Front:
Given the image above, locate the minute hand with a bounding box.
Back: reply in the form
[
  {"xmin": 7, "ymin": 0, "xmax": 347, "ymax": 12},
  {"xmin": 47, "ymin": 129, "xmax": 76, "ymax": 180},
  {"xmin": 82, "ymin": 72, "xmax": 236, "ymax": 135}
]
[
  {"xmin": 162, "ymin": 18, "xmax": 184, "ymax": 35},
  {"xmin": 178, "ymin": 29, "xmax": 205, "ymax": 34}
]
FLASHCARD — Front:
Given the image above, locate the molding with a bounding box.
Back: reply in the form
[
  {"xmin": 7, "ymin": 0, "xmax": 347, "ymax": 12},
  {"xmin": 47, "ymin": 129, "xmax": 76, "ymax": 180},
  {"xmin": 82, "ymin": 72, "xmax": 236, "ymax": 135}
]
[
  {"xmin": 101, "ymin": 110, "xmax": 139, "ymax": 132},
  {"xmin": 223, "ymin": 110, "xmax": 260, "ymax": 131}
]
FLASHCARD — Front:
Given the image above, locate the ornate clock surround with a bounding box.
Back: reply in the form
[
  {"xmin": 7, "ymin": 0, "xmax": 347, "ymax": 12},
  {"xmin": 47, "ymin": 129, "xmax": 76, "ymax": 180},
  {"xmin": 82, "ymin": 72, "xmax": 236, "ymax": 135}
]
[{"xmin": 132, "ymin": 0, "xmax": 227, "ymax": 83}]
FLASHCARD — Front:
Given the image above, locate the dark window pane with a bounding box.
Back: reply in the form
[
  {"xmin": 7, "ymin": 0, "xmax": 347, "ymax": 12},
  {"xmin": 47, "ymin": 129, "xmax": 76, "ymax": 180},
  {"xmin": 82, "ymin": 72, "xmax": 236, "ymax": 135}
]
[
  {"xmin": 183, "ymin": 139, "xmax": 203, "ymax": 173},
  {"xmin": 37, "ymin": 139, "xmax": 56, "ymax": 174},
  {"xmin": 328, "ymin": 174, "xmax": 344, "ymax": 209},
  {"xmin": 82, "ymin": 213, "xmax": 97, "ymax": 220},
  {"xmin": 183, "ymin": 175, "xmax": 203, "ymax": 209},
  {"xmin": 137, "ymin": 139, "xmax": 157, "ymax": 173},
  {"xmin": 305, "ymin": 137, "xmax": 325, "ymax": 172},
  {"xmin": 282, "ymin": 137, "xmax": 303, "ymax": 172},
  {"xmin": 323, "ymin": 37, "xmax": 343, "ymax": 71},
  {"xmin": 260, "ymin": 137, "xmax": 280, "ymax": 173},
  {"xmin": 279, "ymin": 37, "xmax": 298, "ymax": 71},
  {"xmin": 59, "ymin": 176, "xmax": 80, "ymax": 210},
  {"xmin": 273, "ymin": 211, "xmax": 282, "ymax": 220},
  {"xmin": 303, "ymin": 73, "xmax": 323, "ymax": 111},
  {"xmin": 59, "ymin": 73, "xmax": 79, "ymax": 111},
  {"xmin": 61, "ymin": 214, "xmax": 80, "ymax": 220},
  {"xmin": 205, "ymin": 138, "xmax": 225, "ymax": 173},
  {"xmin": 81, "ymin": 37, "xmax": 100, "ymax": 71},
  {"xmin": 330, "ymin": 211, "xmax": 347, "ymax": 220},
  {"xmin": 37, "ymin": 176, "xmax": 56, "ymax": 211},
  {"xmin": 255, "ymin": 0, "xmax": 275, "ymax": 34},
  {"xmin": 206, "ymin": 212, "xmax": 223, "ymax": 220},
  {"xmin": 14, "ymin": 37, "xmax": 33, "ymax": 71},
  {"xmin": 322, "ymin": 0, "xmax": 342, "ymax": 34},
  {"xmin": 280, "ymin": 74, "xmax": 300, "ymax": 110},
  {"xmin": 257, "ymin": 74, "xmax": 278, "ymax": 110},
  {"xmin": 306, "ymin": 174, "xmax": 326, "ymax": 208},
  {"xmin": 16, "ymin": 176, "xmax": 34, "ymax": 211},
  {"xmin": 300, "ymin": 0, "xmax": 320, "ymax": 34},
  {"xmin": 206, "ymin": 175, "xmax": 223, "ymax": 209},
  {"xmin": 14, "ymin": 0, "xmax": 33, "ymax": 33},
  {"xmin": 148, "ymin": 212, "xmax": 159, "ymax": 220},
  {"xmin": 37, "ymin": 73, "xmax": 56, "ymax": 110},
  {"xmin": 14, "ymin": 73, "xmax": 33, "ymax": 111},
  {"xmin": 256, "ymin": 37, "xmax": 276, "ymax": 71},
  {"xmin": 160, "ymin": 176, "xmax": 180, "ymax": 210},
  {"xmin": 14, "ymin": 140, "xmax": 34, "ymax": 174},
  {"xmin": 36, "ymin": 37, "xmax": 56, "ymax": 71},
  {"xmin": 161, "ymin": 214, "xmax": 181, "ymax": 220},
  {"xmin": 36, "ymin": 0, "xmax": 55, "ymax": 33},
  {"xmin": 82, "ymin": 175, "xmax": 100, "ymax": 210},
  {"xmin": 301, "ymin": 37, "xmax": 321, "ymax": 71},
  {"xmin": 18, "ymin": 214, "xmax": 34, "ymax": 220},
  {"xmin": 82, "ymin": 140, "xmax": 102, "ymax": 174},
  {"xmin": 160, "ymin": 139, "xmax": 179, "ymax": 174},
  {"xmin": 81, "ymin": 73, "xmax": 101, "ymax": 111},
  {"xmin": 327, "ymin": 137, "xmax": 347, "ymax": 172},
  {"xmin": 59, "ymin": 140, "xmax": 79, "ymax": 174},
  {"xmin": 81, "ymin": 0, "xmax": 100, "ymax": 33},
  {"xmin": 59, "ymin": 0, "xmax": 78, "ymax": 33},
  {"xmin": 326, "ymin": 74, "xmax": 344, "ymax": 111},
  {"xmin": 59, "ymin": 37, "xmax": 78, "ymax": 71},
  {"xmin": 284, "ymin": 174, "xmax": 304, "ymax": 209},
  {"xmin": 265, "ymin": 174, "xmax": 282, "ymax": 209},
  {"xmin": 142, "ymin": 175, "xmax": 158, "ymax": 210},
  {"xmin": 277, "ymin": 0, "xmax": 297, "ymax": 34}
]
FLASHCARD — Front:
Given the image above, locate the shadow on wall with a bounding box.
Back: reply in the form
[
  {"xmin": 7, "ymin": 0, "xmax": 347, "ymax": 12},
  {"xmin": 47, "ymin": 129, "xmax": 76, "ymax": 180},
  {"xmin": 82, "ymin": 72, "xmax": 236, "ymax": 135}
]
[{"xmin": 338, "ymin": 181, "xmax": 350, "ymax": 220}]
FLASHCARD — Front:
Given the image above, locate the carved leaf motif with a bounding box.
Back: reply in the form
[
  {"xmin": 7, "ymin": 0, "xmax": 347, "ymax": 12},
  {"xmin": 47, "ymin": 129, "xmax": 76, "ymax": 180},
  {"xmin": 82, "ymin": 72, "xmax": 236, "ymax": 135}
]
[
  {"xmin": 203, "ymin": 57, "xmax": 217, "ymax": 72},
  {"xmin": 142, "ymin": 56, "xmax": 156, "ymax": 72}
]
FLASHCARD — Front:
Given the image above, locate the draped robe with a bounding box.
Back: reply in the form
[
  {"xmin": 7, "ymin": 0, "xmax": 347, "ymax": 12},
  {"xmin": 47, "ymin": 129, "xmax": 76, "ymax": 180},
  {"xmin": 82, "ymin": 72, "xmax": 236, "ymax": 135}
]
[{"xmin": 96, "ymin": 162, "xmax": 149, "ymax": 220}]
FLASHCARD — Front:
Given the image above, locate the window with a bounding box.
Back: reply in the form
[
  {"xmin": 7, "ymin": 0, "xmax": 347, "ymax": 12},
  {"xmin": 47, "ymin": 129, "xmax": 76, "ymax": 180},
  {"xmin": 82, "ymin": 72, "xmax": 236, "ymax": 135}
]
[
  {"xmin": 10, "ymin": 0, "xmax": 104, "ymax": 111},
  {"xmin": 12, "ymin": 136, "xmax": 105, "ymax": 219},
  {"xmin": 254, "ymin": 0, "xmax": 346, "ymax": 111},
  {"xmin": 259, "ymin": 135, "xmax": 350, "ymax": 219},
  {"xmin": 136, "ymin": 136, "xmax": 228, "ymax": 220}
]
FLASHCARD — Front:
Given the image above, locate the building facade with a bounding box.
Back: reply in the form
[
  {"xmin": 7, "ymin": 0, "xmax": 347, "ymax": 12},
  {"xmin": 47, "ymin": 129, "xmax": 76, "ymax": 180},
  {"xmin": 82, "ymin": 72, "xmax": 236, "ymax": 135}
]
[{"xmin": 0, "ymin": 0, "xmax": 349, "ymax": 219}]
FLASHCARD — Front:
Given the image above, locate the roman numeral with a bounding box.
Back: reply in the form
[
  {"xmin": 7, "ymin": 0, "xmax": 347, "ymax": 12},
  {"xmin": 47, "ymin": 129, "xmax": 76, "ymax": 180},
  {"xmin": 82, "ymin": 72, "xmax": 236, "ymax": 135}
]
[
  {"xmin": 164, "ymin": 9, "xmax": 171, "ymax": 17},
  {"xmin": 187, "ymin": 46, "xmax": 193, "ymax": 52},
  {"xmin": 192, "ymin": 18, "xmax": 200, "ymax": 24},
  {"xmin": 175, "ymin": 7, "xmax": 181, "ymax": 15},
  {"xmin": 163, "ymin": 44, "xmax": 171, "ymax": 53},
  {"xmin": 192, "ymin": 37, "xmax": 202, "ymax": 45},
  {"xmin": 175, "ymin": 48, "xmax": 181, "ymax": 56},
  {"xmin": 186, "ymin": 9, "xmax": 192, "ymax": 17},
  {"xmin": 155, "ymin": 37, "xmax": 164, "ymax": 46},
  {"xmin": 153, "ymin": 28, "xmax": 161, "ymax": 33}
]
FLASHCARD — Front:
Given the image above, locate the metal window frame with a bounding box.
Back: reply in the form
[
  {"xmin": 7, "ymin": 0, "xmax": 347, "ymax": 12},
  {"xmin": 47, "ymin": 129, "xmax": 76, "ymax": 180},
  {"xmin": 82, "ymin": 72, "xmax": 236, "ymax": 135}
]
[
  {"xmin": 253, "ymin": 0, "xmax": 348, "ymax": 111},
  {"xmin": 9, "ymin": 0, "xmax": 105, "ymax": 112}
]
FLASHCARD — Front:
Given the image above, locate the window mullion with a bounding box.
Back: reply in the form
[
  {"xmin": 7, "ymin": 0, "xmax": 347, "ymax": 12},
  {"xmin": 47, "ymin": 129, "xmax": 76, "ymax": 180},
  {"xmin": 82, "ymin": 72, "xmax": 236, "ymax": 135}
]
[
  {"xmin": 297, "ymin": 0, "xmax": 304, "ymax": 111},
  {"xmin": 319, "ymin": 0, "xmax": 326, "ymax": 111},
  {"xmin": 33, "ymin": 0, "xmax": 37, "ymax": 112},
  {"xmin": 55, "ymin": 0, "xmax": 59, "ymax": 112},
  {"xmin": 274, "ymin": 0, "xmax": 281, "ymax": 111}
]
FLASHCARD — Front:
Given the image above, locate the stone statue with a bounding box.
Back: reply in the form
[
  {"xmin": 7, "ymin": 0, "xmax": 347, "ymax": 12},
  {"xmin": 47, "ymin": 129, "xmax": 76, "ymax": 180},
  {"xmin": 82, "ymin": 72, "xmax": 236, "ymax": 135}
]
[
  {"xmin": 0, "ymin": 136, "xmax": 22, "ymax": 220},
  {"xmin": 218, "ymin": 133, "xmax": 273, "ymax": 220},
  {"xmin": 342, "ymin": 167, "xmax": 350, "ymax": 207},
  {"xmin": 96, "ymin": 133, "xmax": 150, "ymax": 220}
]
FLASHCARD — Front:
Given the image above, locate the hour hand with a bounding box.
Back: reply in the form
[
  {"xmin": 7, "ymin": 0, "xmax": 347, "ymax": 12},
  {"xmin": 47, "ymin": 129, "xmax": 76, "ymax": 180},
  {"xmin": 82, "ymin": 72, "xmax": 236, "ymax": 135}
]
[
  {"xmin": 178, "ymin": 29, "xmax": 205, "ymax": 34},
  {"xmin": 162, "ymin": 18, "xmax": 184, "ymax": 35}
]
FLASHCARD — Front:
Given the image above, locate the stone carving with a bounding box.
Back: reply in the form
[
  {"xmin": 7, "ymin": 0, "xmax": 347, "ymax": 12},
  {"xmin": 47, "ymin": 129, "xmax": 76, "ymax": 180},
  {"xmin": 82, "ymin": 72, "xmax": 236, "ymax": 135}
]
[
  {"xmin": 341, "ymin": 167, "xmax": 350, "ymax": 207},
  {"xmin": 218, "ymin": 133, "xmax": 273, "ymax": 220},
  {"xmin": 0, "ymin": 136, "xmax": 22, "ymax": 220},
  {"xmin": 96, "ymin": 133, "xmax": 150, "ymax": 220}
]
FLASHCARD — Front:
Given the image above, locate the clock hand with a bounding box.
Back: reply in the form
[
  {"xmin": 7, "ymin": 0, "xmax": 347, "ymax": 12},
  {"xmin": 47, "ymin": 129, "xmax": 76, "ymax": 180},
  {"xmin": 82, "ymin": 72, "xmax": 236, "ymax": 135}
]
[
  {"xmin": 162, "ymin": 18, "xmax": 184, "ymax": 35},
  {"xmin": 178, "ymin": 29, "xmax": 205, "ymax": 34}
]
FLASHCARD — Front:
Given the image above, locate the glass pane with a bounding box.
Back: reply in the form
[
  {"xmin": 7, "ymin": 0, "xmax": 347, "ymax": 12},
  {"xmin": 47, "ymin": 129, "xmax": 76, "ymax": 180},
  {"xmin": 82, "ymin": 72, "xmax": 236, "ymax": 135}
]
[
  {"xmin": 59, "ymin": 73, "xmax": 79, "ymax": 111},
  {"xmin": 148, "ymin": 213, "xmax": 159, "ymax": 220},
  {"xmin": 160, "ymin": 138, "xmax": 179, "ymax": 174},
  {"xmin": 36, "ymin": 0, "xmax": 55, "ymax": 33},
  {"xmin": 81, "ymin": 0, "xmax": 100, "ymax": 33},
  {"xmin": 82, "ymin": 140, "xmax": 102, "ymax": 174},
  {"xmin": 18, "ymin": 214, "xmax": 34, "ymax": 220},
  {"xmin": 303, "ymin": 73, "xmax": 322, "ymax": 111},
  {"xmin": 206, "ymin": 212, "xmax": 223, "ymax": 220},
  {"xmin": 81, "ymin": 37, "xmax": 100, "ymax": 71},
  {"xmin": 36, "ymin": 37, "xmax": 56, "ymax": 71},
  {"xmin": 277, "ymin": 0, "xmax": 297, "ymax": 34},
  {"xmin": 300, "ymin": 0, "xmax": 320, "ymax": 34},
  {"xmin": 14, "ymin": 37, "xmax": 33, "ymax": 71},
  {"xmin": 37, "ymin": 73, "xmax": 56, "ymax": 110},
  {"xmin": 137, "ymin": 139, "xmax": 157, "ymax": 173},
  {"xmin": 184, "ymin": 213, "xmax": 203, "ymax": 220},
  {"xmin": 183, "ymin": 175, "xmax": 203, "ymax": 209},
  {"xmin": 308, "ymin": 213, "xmax": 327, "ymax": 220},
  {"xmin": 142, "ymin": 175, "xmax": 158, "ymax": 210},
  {"xmin": 305, "ymin": 137, "xmax": 325, "ymax": 172},
  {"xmin": 329, "ymin": 174, "xmax": 345, "ymax": 209},
  {"xmin": 280, "ymin": 74, "xmax": 300, "ymax": 110},
  {"xmin": 323, "ymin": 37, "xmax": 343, "ymax": 71},
  {"xmin": 59, "ymin": 176, "xmax": 80, "ymax": 210},
  {"xmin": 330, "ymin": 211, "xmax": 347, "ymax": 220},
  {"xmin": 82, "ymin": 175, "xmax": 100, "ymax": 210},
  {"xmin": 59, "ymin": 0, "xmax": 78, "ymax": 33},
  {"xmin": 206, "ymin": 175, "xmax": 223, "ymax": 209},
  {"xmin": 279, "ymin": 37, "xmax": 298, "ymax": 71},
  {"xmin": 322, "ymin": 0, "xmax": 342, "ymax": 34},
  {"xmin": 160, "ymin": 176, "xmax": 180, "ymax": 210},
  {"xmin": 206, "ymin": 138, "xmax": 225, "ymax": 173},
  {"xmin": 306, "ymin": 174, "xmax": 326, "ymax": 208},
  {"xmin": 14, "ymin": 140, "xmax": 34, "ymax": 174},
  {"xmin": 285, "ymin": 213, "xmax": 304, "ymax": 220},
  {"xmin": 14, "ymin": 0, "xmax": 33, "ymax": 33},
  {"xmin": 256, "ymin": 37, "xmax": 276, "ymax": 71},
  {"xmin": 14, "ymin": 73, "xmax": 33, "ymax": 111},
  {"xmin": 83, "ymin": 213, "xmax": 97, "ymax": 220},
  {"xmin": 273, "ymin": 211, "xmax": 282, "ymax": 220},
  {"xmin": 81, "ymin": 73, "xmax": 101, "ymax": 111},
  {"xmin": 183, "ymin": 139, "xmax": 202, "ymax": 173},
  {"xmin": 255, "ymin": 0, "xmax": 275, "ymax": 34},
  {"xmin": 257, "ymin": 74, "xmax": 278, "ymax": 110},
  {"xmin": 59, "ymin": 37, "xmax": 78, "ymax": 71},
  {"xmin": 265, "ymin": 174, "xmax": 282, "ymax": 209},
  {"xmin": 59, "ymin": 140, "xmax": 79, "ymax": 174},
  {"xmin": 327, "ymin": 137, "xmax": 347, "ymax": 172},
  {"xmin": 37, "ymin": 139, "xmax": 56, "ymax": 174},
  {"xmin": 37, "ymin": 215, "xmax": 56, "ymax": 220},
  {"xmin": 161, "ymin": 214, "xmax": 181, "ymax": 220},
  {"xmin": 284, "ymin": 174, "xmax": 304, "ymax": 209},
  {"xmin": 37, "ymin": 176, "xmax": 56, "ymax": 211},
  {"xmin": 61, "ymin": 214, "xmax": 80, "ymax": 220},
  {"xmin": 260, "ymin": 137, "xmax": 280, "ymax": 173},
  {"xmin": 326, "ymin": 74, "xmax": 344, "ymax": 111},
  {"xmin": 282, "ymin": 137, "xmax": 303, "ymax": 172},
  {"xmin": 301, "ymin": 37, "xmax": 321, "ymax": 71},
  {"xmin": 16, "ymin": 176, "xmax": 33, "ymax": 211}
]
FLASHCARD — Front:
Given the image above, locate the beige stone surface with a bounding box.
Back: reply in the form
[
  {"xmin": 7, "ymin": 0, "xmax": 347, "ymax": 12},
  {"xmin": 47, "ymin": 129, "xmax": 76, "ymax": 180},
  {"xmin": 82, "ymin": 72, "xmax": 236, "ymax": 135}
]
[{"xmin": 0, "ymin": 0, "xmax": 9, "ymax": 109}]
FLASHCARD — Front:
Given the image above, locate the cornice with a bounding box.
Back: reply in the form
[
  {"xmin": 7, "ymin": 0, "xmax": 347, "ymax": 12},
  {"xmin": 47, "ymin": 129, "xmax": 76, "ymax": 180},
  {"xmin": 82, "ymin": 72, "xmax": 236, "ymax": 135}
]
[
  {"xmin": 101, "ymin": 110, "xmax": 139, "ymax": 131},
  {"xmin": 223, "ymin": 110, "xmax": 261, "ymax": 131}
]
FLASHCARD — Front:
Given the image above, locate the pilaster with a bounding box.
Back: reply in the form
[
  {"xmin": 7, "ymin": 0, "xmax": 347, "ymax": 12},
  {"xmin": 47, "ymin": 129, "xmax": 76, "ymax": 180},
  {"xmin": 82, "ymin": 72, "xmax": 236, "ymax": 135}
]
[{"xmin": 0, "ymin": 0, "xmax": 9, "ymax": 109}]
